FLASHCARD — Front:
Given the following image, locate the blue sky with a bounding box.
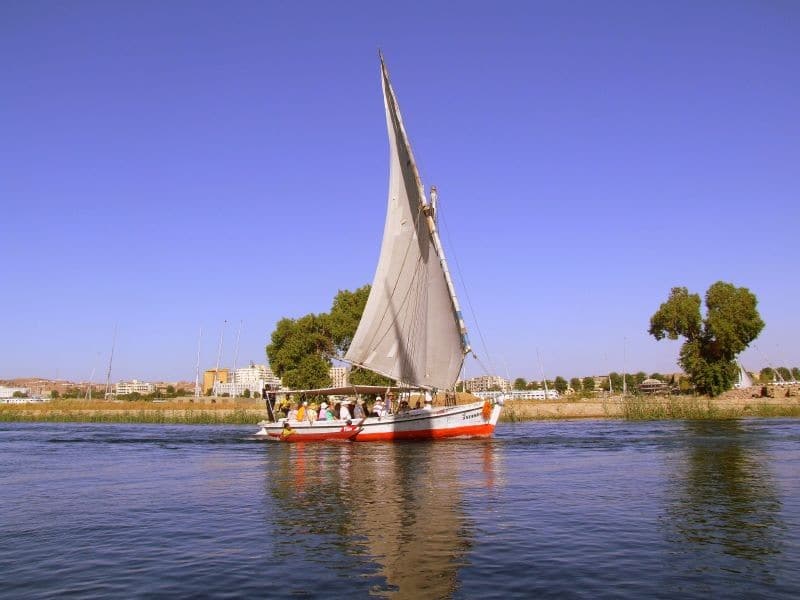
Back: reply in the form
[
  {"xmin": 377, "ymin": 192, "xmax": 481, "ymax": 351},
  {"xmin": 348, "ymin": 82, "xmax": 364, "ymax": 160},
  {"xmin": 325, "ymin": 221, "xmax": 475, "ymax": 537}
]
[{"xmin": 2, "ymin": 1, "xmax": 798, "ymax": 384}]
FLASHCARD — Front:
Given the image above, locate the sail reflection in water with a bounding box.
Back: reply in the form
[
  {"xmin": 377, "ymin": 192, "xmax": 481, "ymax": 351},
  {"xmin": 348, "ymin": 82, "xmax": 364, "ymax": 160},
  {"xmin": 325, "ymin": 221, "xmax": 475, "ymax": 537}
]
[{"xmin": 264, "ymin": 442, "xmax": 495, "ymax": 597}]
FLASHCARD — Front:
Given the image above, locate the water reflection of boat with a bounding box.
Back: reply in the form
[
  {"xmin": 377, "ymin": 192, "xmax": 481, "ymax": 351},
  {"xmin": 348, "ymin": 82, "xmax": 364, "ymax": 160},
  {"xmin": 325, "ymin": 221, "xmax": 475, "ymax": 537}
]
[
  {"xmin": 265, "ymin": 442, "xmax": 488, "ymax": 597},
  {"xmin": 256, "ymin": 54, "xmax": 503, "ymax": 442}
]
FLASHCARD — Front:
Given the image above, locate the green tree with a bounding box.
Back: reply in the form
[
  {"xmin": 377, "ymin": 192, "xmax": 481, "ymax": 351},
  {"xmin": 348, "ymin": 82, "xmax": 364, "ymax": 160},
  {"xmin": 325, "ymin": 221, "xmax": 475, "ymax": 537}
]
[
  {"xmin": 649, "ymin": 373, "xmax": 664, "ymax": 382},
  {"xmin": 266, "ymin": 286, "xmax": 393, "ymax": 390},
  {"xmin": 759, "ymin": 367, "xmax": 774, "ymax": 383},
  {"xmin": 553, "ymin": 377, "xmax": 567, "ymax": 394},
  {"xmin": 777, "ymin": 367, "xmax": 792, "ymax": 382},
  {"xmin": 792, "ymin": 367, "xmax": 800, "ymax": 381},
  {"xmin": 166, "ymin": 385, "xmax": 176, "ymax": 396},
  {"xmin": 634, "ymin": 371, "xmax": 647, "ymax": 385},
  {"xmin": 649, "ymin": 282, "xmax": 764, "ymax": 396},
  {"xmin": 50, "ymin": 390, "xmax": 60, "ymax": 399},
  {"xmin": 513, "ymin": 377, "xmax": 528, "ymax": 390},
  {"xmin": 582, "ymin": 376, "xmax": 595, "ymax": 392},
  {"xmin": 569, "ymin": 377, "xmax": 581, "ymax": 393},
  {"xmin": 349, "ymin": 366, "xmax": 393, "ymax": 387},
  {"xmin": 266, "ymin": 314, "xmax": 333, "ymax": 390},
  {"xmin": 327, "ymin": 286, "xmax": 371, "ymax": 356},
  {"xmin": 242, "ymin": 388, "xmax": 251, "ymax": 398},
  {"xmin": 608, "ymin": 372, "xmax": 622, "ymax": 392},
  {"xmin": 623, "ymin": 374, "xmax": 637, "ymax": 394},
  {"xmin": 12, "ymin": 391, "xmax": 26, "ymax": 398}
]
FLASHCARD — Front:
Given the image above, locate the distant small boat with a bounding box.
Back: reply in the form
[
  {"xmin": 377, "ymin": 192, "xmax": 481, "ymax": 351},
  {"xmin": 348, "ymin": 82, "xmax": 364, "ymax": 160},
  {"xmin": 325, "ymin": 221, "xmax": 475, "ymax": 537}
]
[{"xmin": 256, "ymin": 55, "xmax": 503, "ymax": 442}]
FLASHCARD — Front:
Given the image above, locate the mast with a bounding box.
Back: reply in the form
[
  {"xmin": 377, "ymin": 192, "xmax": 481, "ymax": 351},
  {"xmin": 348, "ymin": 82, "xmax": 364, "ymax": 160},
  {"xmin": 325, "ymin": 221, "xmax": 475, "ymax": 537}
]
[
  {"xmin": 85, "ymin": 367, "xmax": 96, "ymax": 401},
  {"xmin": 537, "ymin": 348, "xmax": 549, "ymax": 399},
  {"xmin": 232, "ymin": 320, "xmax": 242, "ymax": 398},
  {"xmin": 622, "ymin": 337, "xmax": 627, "ymax": 396},
  {"xmin": 104, "ymin": 324, "xmax": 117, "ymax": 399},
  {"xmin": 424, "ymin": 186, "xmax": 471, "ymax": 355},
  {"xmin": 213, "ymin": 320, "xmax": 226, "ymax": 396},
  {"xmin": 194, "ymin": 326, "xmax": 202, "ymax": 400}
]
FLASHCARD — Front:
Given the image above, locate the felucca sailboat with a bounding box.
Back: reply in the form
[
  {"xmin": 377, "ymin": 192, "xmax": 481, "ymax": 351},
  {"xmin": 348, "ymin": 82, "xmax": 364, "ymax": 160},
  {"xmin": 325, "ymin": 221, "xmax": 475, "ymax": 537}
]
[{"xmin": 256, "ymin": 55, "xmax": 503, "ymax": 441}]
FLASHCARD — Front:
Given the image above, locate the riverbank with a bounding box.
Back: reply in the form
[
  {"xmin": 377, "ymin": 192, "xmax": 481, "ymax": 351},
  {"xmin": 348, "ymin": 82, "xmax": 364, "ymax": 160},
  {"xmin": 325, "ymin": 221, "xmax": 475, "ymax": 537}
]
[
  {"xmin": 2, "ymin": 387, "xmax": 799, "ymax": 424},
  {"xmin": 503, "ymin": 389, "xmax": 800, "ymax": 421}
]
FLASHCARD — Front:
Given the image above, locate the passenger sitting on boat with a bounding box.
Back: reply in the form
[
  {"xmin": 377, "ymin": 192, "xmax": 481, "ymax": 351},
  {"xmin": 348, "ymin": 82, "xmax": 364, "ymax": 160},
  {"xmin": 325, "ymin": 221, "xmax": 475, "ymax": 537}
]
[
  {"xmin": 306, "ymin": 404, "xmax": 317, "ymax": 423},
  {"xmin": 287, "ymin": 406, "xmax": 298, "ymax": 421},
  {"xmin": 296, "ymin": 401, "xmax": 307, "ymax": 421},
  {"xmin": 319, "ymin": 402, "xmax": 334, "ymax": 421},
  {"xmin": 280, "ymin": 422, "xmax": 294, "ymax": 438},
  {"xmin": 371, "ymin": 397, "xmax": 385, "ymax": 417},
  {"xmin": 398, "ymin": 399, "xmax": 410, "ymax": 413},
  {"xmin": 339, "ymin": 400, "xmax": 352, "ymax": 421},
  {"xmin": 353, "ymin": 399, "xmax": 365, "ymax": 419}
]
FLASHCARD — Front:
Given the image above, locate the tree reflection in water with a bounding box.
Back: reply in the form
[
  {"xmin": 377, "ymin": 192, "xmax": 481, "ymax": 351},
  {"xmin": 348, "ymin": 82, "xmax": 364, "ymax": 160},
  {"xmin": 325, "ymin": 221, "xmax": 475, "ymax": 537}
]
[
  {"xmin": 263, "ymin": 442, "xmax": 484, "ymax": 598},
  {"xmin": 666, "ymin": 420, "xmax": 783, "ymax": 581}
]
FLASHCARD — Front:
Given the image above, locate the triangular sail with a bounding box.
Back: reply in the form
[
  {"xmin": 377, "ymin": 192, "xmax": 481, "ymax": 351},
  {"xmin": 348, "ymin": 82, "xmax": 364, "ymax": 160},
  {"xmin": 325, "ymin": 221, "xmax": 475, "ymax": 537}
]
[
  {"xmin": 735, "ymin": 363, "xmax": 753, "ymax": 389},
  {"xmin": 344, "ymin": 56, "xmax": 466, "ymax": 390}
]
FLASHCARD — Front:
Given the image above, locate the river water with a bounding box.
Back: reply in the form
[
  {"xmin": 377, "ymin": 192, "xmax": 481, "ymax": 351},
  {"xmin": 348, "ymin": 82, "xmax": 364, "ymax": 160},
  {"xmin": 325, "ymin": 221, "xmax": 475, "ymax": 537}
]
[{"xmin": 1, "ymin": 419, "xmax": 798, "ymax": 599}]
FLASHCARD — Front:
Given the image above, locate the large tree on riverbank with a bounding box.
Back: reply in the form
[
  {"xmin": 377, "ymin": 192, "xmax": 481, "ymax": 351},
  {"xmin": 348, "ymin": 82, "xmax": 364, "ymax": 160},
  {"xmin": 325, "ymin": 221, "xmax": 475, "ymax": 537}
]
[
  {"xmin": 265, "ymin": 285, "xmax": 393, "ymax": 390},
  {"xmin": 648, "ymin": 281, "xmax": 764, "ymax": 396}
]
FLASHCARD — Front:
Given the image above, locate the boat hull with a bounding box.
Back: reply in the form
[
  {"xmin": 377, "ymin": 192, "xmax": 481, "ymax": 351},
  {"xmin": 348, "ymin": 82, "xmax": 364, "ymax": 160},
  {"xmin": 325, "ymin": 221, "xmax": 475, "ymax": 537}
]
[{"xmin": 255, "ymin": 399, "xmax": 502, "ymax": 442}]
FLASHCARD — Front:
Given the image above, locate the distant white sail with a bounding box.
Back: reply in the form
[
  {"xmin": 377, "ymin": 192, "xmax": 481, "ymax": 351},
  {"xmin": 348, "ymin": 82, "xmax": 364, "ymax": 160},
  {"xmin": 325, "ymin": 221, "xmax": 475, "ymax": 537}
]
[
  {"xmin": 735, "ymin": 363, "xmax": 753, "ymax": 389},
  {"xmin": 344, "ymin": 57, "xmax": 466, "ymax": 390}
]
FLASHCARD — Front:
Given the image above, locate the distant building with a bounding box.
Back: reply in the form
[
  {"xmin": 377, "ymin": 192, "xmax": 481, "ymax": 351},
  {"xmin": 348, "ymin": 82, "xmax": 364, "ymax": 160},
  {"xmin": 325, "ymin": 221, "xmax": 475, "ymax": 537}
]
[
  {"xmin": 203, "ymin": 369, "xmax": 229, "ymax": 395},
  {"xmin": 329, "ymin": 366, "xmax": 349, "ymax": 388},
  {"xmin": 638, "ymin": 378, "xmax": 669, "ymax": 395},
  {"xmin": 464, "ymin": 375, "xmax": 511, "ymax": 393},
  {"xmin": 213, "ymin": 363, "xmax": 282, "ymax": 396},
  {"xmin": 473, "ymin": 389, "xmax": 559, "ymax": 401},
  {"xmin": 115, "ymin": 380, "xmax": 155, "ymax": 395},
  {"xmin": 0, "ymin": 385, "xmax": 29, "ymax": 399}
]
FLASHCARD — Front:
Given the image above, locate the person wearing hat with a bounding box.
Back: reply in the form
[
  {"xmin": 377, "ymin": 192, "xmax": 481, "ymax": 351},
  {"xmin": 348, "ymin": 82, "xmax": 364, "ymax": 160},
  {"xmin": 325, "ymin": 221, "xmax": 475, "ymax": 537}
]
[{"xmin": 339, "ymin": 399, "xmax": 352, "ymax": 421}]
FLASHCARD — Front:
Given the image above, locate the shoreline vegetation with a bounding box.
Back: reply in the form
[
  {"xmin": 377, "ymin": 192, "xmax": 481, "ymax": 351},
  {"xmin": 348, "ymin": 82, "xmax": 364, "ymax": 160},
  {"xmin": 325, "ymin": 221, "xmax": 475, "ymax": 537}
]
[{"xmin": 1, "ymin": 387, "xmax": 799, "ymax": 424}]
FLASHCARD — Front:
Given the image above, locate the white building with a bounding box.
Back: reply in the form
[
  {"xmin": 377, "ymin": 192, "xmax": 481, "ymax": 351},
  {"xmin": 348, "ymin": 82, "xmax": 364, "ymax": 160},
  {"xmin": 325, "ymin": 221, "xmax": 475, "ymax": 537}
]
[
  {"xmin": 214, "ymin": 363, "xmax": 282, "ymax": 397},
  {"xmin": 115, "ymin": 380, "xmax": 155, "ymax": 395},
  {"xmin": 0, "ymin": 385, "xmax": 30, "ymax": 400}
]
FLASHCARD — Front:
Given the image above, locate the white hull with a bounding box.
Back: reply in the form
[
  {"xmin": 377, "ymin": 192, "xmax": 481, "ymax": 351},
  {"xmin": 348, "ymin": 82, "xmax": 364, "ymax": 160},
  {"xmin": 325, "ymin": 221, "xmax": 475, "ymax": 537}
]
[{"xmin": 255, "ymin": 399, "xmax": 503, "ymax": 442}]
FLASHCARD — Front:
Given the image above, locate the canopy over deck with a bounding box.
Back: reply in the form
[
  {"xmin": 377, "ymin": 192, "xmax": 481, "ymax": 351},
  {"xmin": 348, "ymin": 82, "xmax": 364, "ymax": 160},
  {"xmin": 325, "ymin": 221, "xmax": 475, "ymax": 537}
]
[{"xmin": 271, "ymin": 385, "xmax": 425, "ymax": 397}]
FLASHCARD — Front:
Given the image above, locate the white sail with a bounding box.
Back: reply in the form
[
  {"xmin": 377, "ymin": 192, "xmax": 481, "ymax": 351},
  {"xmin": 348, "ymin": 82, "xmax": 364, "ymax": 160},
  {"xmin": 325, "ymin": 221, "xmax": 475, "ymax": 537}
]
[
  {"xmin": 344, "ymin": 57, "xmax": 466, "ymax": 390},
  {"xmin": 735, "ymin": 363, "xmax": 753, "ymax": 389}
]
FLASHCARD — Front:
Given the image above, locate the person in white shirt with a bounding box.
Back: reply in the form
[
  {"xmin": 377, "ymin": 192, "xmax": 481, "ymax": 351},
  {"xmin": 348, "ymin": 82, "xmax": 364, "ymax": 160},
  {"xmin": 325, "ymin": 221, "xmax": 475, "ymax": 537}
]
[
  {"xmin": 339, "ymin": 400, "xmax": 352, "ymax": 421},
  {"xmin": 372, "ymin": 397, "xmax": 385, "ymax": 417}
]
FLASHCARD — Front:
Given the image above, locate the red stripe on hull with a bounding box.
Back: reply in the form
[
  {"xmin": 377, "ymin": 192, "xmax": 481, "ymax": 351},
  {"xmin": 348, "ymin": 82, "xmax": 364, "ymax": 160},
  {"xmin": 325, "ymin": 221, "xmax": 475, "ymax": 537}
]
[{"xmin": 353, "ymin": 422, "xmax": 495, "ymax": 442}]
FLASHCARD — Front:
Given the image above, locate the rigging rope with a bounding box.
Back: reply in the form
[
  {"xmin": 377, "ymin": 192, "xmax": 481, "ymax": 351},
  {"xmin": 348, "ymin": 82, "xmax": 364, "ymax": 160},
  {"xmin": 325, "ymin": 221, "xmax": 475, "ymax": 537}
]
[{"xmin": 438, "ymin": 207, "xmax": 497, "ymax": 377}]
